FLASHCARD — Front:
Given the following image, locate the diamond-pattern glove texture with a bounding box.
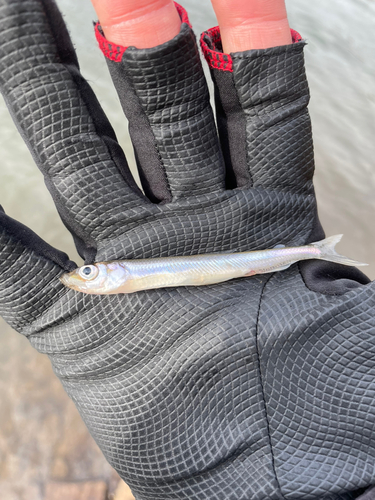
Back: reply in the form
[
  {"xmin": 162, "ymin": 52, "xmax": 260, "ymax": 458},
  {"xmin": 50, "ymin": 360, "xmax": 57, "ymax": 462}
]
[{"xmin": 0, "ymin": 1, "xmax": 374, "ymax": 499}]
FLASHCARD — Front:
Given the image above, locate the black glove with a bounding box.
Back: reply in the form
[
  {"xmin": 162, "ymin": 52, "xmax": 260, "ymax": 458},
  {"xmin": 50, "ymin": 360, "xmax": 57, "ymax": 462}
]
[{"xmin": 0, "ymin": 1, "xmax": 373, "ymax": 499}]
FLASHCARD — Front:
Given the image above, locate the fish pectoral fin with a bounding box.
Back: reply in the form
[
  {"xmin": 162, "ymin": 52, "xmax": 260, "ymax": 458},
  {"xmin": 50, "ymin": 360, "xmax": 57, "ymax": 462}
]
[
  {"xmin": 245, "ymin": 262, "xmax": 292, "ymax": 277},
  {"xmin": 273, "ymin": 244, "xmax": 286, "ymax": 249},
  {"xmin": 244, "ymin": 270, "xmax": 257, "ymax": 277}
]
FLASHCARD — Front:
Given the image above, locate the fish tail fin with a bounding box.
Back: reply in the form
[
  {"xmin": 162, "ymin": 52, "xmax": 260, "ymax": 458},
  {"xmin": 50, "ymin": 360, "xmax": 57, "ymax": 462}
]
[{"xmin": 310, "ymin": 235, "xmax": 368, "ymax": 267}]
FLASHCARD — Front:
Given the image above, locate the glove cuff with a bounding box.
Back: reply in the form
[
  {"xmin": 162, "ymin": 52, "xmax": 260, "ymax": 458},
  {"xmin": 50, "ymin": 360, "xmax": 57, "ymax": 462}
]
[
  {"xmin": 94, "ymin": 2, "xmax": 191, "ymax": 62},
  {"xmin": 200, "ymin": 27, "xmax": 304, "ymax": 72}
]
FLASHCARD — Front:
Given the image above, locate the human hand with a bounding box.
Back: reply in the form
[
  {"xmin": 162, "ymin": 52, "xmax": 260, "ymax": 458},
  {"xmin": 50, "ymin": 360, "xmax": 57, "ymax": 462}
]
[
  {"xmin": 90, "ymin": 0, "xmax": 292, "ymax": 51},
  {"xmin": 0, "ymin": 0, "xmax": 373, "ymax": 499}
]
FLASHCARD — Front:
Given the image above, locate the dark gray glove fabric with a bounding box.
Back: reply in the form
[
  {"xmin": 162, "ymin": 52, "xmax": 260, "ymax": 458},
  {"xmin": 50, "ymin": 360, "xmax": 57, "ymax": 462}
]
[{"xmin": 0, "ymin": 0, "xmax": 374, "ymax": 499}]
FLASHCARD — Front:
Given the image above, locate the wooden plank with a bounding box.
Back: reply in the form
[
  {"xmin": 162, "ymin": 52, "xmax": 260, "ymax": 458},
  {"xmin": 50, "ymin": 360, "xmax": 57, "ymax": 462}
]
[{"xmin": 44, "ymin": 481, "xmax": 108, "ymax": 500}]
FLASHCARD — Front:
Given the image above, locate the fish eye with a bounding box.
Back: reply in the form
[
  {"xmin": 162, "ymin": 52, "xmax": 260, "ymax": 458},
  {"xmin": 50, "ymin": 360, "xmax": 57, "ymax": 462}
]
[{"xmin": 78, "ymin": 265, "xmax": 99, "ymax": 280}]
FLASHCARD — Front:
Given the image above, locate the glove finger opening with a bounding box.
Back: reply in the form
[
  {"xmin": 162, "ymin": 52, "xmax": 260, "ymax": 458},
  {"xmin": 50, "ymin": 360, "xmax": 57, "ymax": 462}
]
[
  {"xmin": 201, "ymin": 27, "xmax": 315, "ymax": 197},
  {"xmin": 98, "ymin": 3, "xmax": 226, "ymax": 203}
]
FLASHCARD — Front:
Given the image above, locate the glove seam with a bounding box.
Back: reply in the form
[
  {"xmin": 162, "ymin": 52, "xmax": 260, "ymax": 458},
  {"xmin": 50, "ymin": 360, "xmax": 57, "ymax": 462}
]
[
  {"xmin": 232, "ymin": 70, "xmax": 254, "ymax": 188},
  {"xmin": 255, "ymin": 273, "xmax": 287, "ymax": 499},
  {"xmin": 124, "ymin": 62, "xmax": 173, "ymax": 201}
]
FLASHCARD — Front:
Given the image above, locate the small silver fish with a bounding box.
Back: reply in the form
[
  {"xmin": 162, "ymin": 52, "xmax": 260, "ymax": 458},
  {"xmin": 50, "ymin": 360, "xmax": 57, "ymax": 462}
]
[{"xmin": 60, "ymin": 235, "xmax": 367, "ymax": 295}]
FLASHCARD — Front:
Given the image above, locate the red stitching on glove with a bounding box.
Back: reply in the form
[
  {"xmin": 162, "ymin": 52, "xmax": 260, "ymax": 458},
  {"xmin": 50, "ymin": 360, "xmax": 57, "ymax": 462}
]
[
  {"xmin": 200, "ymin": 27, "xmax": 304, "ymax": 73},
  {"xmin": 95, "ymin": 2, "xmax": 191, "ymax": 62},
  {"xmin": 200, "ymin": 26, "xmax": 233, "ymax": 72},
  {"xmin": 291, "ymin": 29, "xmax": 303, "ymax": 43},
  {"xmin": 94, "ymin": 23, "xmax": 127, "ymax": 62},
  {"xmin": 175, "ymin": 2, "xmax": 191, "ymax": 29}
]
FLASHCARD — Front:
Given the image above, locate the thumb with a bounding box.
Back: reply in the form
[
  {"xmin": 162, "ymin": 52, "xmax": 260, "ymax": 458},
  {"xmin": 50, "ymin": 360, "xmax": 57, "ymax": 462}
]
[
  {"xmin": 0, "ymin": 208, "xmax": 75, "ymax": 333},
  {"xmin": 90, "ymin": 0, "xmax": 181, "ymax": 48}
]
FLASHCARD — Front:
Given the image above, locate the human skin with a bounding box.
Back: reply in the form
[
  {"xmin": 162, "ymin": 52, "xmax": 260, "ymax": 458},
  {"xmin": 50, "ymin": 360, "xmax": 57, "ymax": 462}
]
[{"xmin": 90, "ymin": 0, "xmax": 292, "ymax": 51}]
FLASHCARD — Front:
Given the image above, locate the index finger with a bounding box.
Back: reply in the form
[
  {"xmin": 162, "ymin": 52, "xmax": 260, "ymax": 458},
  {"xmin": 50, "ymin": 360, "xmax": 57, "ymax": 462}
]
[
  {"xmin": 94, "ymin": 1, "xmax": 226, "ymax": 202},
  {"xmin": 0, "ymin": 0, "xmax": 145, "ymax": 260}
]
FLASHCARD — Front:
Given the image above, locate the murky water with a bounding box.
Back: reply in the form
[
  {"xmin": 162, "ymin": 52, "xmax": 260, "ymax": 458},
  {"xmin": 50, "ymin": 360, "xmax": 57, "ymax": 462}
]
[{"xmin": 0, "ymin": 0, "xmax": 374, "ymax": 497}]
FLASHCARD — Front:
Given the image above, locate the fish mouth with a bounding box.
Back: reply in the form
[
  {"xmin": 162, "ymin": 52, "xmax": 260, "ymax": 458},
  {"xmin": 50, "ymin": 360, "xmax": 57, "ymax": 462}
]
[
  {"xmin": 60, "ymin": 271, "xmax": 104, "ymax": 294},
  {"xmin": 59, "ymin": 273, "xmax": 70, "ymax": 286},
  {"xmin": 59, "ymin": 272, "xmax": 84, "ymax": 291}
]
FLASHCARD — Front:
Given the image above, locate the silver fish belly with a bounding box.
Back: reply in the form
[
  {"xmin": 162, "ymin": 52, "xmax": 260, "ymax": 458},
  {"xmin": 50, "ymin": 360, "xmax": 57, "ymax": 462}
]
[{"xmin": 60, "ymin": 235, "xmax": 367, "ymax": 295}]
